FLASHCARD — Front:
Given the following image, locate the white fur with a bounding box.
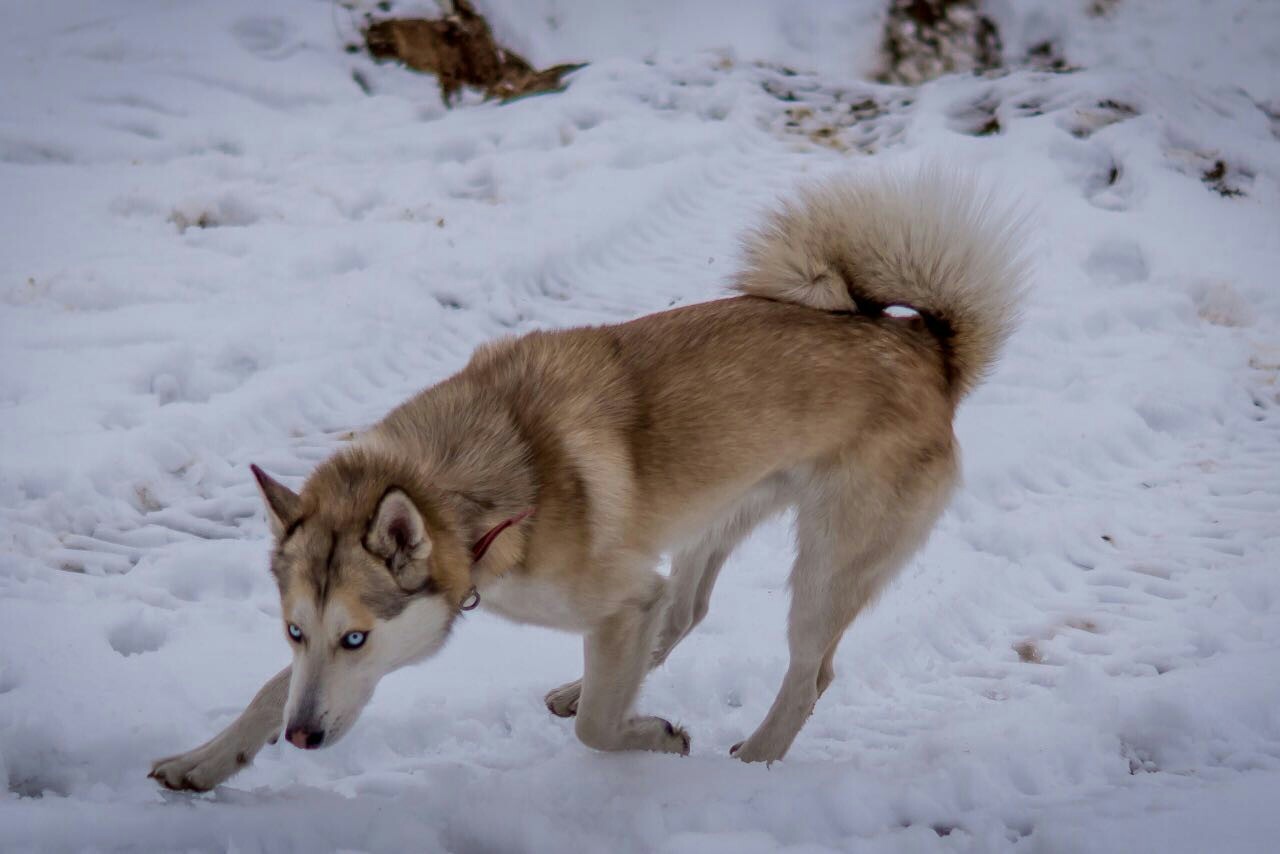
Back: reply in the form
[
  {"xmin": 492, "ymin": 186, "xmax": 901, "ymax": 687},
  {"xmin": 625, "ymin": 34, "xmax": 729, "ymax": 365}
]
[
  {"xmin": 481, "ymin": 573, "xmax": 596, "ymax": 631},
  {"xmin": 151, "ymin": 593, "xmax": 460, "ymax": 791},
  {"xmin": 149, "ymin": 667, "xmax": 290, "ymax": 792},
  {"xmin": 284, "ymin": 595, "xmax": 456, "ymax": 747}
]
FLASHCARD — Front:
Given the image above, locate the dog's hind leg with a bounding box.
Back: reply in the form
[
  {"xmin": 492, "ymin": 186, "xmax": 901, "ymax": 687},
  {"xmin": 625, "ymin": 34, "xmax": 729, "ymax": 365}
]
[
  {"xmin": 729, "ymin": 539, "xmax": 872, "ymax": 764},
  {"xmin": 732, "ymin": 461, "xmax": 952, "ymax": 764},
  {"xmin": 149, "ymin": 666, "xmax": 290, "ymax": 791},
  {"xmin": 651, "ymin": 494, "xmax": 782, "ymax": 667},
  {"xmin": 571, "ymin": 567, "xmax": 690, "ymax": 755}
]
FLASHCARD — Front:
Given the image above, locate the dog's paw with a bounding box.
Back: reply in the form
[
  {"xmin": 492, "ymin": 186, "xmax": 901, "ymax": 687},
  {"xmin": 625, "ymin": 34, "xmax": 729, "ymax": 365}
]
[
  {"xmin": 148, "ymin": 742, "xmax": 250, "ymax": 792},
  {"xmin": 729, "ymin": 738, "xmax": 779, "ymax": 764},
  {"xmin": 544, "ymin": 679, "xmax": 581, "ymax": 718},
  {"xmin": 634, "ymin": 716, "xmax": 691, "ymax": 755}
]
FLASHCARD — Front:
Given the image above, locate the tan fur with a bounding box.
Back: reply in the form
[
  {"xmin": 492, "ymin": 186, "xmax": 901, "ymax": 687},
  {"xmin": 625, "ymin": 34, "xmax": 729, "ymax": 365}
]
[
  {"xmin": 151, "ymin": 170, "xmax": 1024, "ymax": 789},
  {"xmin": 736, "ymin": 167, "xmax": 1026, "ymax": 398}
]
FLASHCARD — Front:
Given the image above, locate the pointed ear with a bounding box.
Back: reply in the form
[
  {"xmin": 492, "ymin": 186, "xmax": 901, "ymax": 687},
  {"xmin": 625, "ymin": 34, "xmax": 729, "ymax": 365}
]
[
  {"xmin": 364, "ymin": 489, "xmax": 433, "ymax": 591},
  {"xmin": 251, "ymin": 464, "xmax": 300, "ymax": 540}
]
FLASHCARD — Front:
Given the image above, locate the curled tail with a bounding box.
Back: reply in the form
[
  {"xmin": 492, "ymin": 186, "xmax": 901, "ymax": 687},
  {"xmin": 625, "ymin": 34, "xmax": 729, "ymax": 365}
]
[{"xmin": 734, "ymin": 169, "xmax": 1027, "ymax": 399}]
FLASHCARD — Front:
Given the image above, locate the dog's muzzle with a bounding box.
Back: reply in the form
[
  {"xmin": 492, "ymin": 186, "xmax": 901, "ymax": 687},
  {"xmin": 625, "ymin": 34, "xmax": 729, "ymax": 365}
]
[{"xmin": 285, "ymin": 726, "xmax": 325, "ymax": 749}]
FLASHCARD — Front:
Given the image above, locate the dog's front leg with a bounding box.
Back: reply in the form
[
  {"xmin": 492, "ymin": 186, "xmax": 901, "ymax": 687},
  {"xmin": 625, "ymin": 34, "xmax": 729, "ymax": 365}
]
[
  {"xmin": 149, "ymin": 666, "xmax": 290, "ymax": 791},
  {"xmin": 544, "ymin": 545, "xmax": 725, "ymax": 719},
  {"xmin": 572, "ymin": 573, "xmax": 690, "ymax": 755}
]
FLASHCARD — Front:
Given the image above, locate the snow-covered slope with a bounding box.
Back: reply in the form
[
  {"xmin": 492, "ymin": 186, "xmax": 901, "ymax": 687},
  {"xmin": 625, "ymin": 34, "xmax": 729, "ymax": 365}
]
[{"xmin": 2, "ymin": 1, "xmax": 1279, "ymax": 851}]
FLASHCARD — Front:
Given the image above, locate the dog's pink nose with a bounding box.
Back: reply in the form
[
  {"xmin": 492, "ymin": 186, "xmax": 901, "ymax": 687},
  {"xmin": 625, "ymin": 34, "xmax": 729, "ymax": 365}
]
[{"xmin": 285, "ymin": 727, "xmax": 324, "ymax": 749}]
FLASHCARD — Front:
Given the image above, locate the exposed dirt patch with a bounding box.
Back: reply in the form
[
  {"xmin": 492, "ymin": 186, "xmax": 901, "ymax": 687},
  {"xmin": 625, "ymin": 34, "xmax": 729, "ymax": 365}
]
[
  {"xmin": 879, "ymin": 0, "xmax": 1002, "ymax": 85},
  {"xmin": 1087, "ymin": 0, "xmax": 1122, "ymax": 18},
  {"xmin": 133, "ymin": 484, "xmax": 164, "ymax": 513},
  {"xmin": 1065, "ymin": 617, "xmax": 1101, "ymax": 633},
  {"xmin": 949, "ymin": 90, "xmax": 1002, "ymax": 136},
  {"xmin": 1167, "ymin": 144, "xmax": 1252, "ymax": 198},
  {"xmin": 1067, "ymin": 99, "xmax": 1139, "ymax": 138},
  {"xmin": 168, "ymin": 211, "xmax": 216, "ymax": 232},
  {"xmin": 167, "ymin": 197, "xmax": 258, "ymax": 233},
  {"xmin": 1025, "ymin": 40, "xmax": 1078, "ymax": 74},
  {"xmin": 360, "ymin": 2, "xmax": 583, "ymax": 105},
  {"xmin": 1013, "ymin": 639, "xmax": 1044, "ymax": 664},
  {"xmin": 757, "ymin": 63, "xmax": 913, "ymax": 154},
  {"xmin": 1201, "ymin": 159, "xmax": 1248, "ymax": 197}
]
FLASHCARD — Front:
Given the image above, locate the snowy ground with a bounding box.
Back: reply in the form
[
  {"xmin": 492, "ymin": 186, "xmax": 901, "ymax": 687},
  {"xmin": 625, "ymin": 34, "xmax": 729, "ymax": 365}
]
[{"xmin": 3, "ymin": 1, "xmax": 1280, "ymax": 851}]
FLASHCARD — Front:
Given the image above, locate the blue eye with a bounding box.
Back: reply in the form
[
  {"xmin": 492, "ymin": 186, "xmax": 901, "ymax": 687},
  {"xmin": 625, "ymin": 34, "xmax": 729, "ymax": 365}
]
[
  {"xmin": 287, "ymin": 623, "xmax": 303, "ymax": 642},
  {"xmin": 341, "ymin": 631, "xmax": 367, "ymax": 650}
]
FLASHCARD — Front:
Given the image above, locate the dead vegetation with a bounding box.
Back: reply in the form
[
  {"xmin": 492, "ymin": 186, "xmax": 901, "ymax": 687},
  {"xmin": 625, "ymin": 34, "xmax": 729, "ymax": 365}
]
[
  {"xmin": 878, "ymin": 0, "xmax": 1002, "ymax": 85},
  {"xmin": 358, "ymin": 1, "xmax": 583, "ymax": 105},
  {"xmin": 1087, "ymin": 0, "xmax": 1121, "ymax": 18},
  {"xmin": 1012, "ymin": 639, "xmax": 1044, "ymax": 664},
  {"xmin": 1066, "ymin": 99, "xmax": 1139, "ymax": 138},
  {"xmin": 1168, "ymin": 144, "xmax": 1253, "ymax": 198},
  {"xmin": 755, "ymin": 63, "xmax": 913, "ymax": 154},
  {"xmin": 1024, "ymin": 40, "xmax": 1077, "ymax": 74},
  {"xmin": 1201, "ymin": 159, "xmax": 1248, "ymax": 198}
]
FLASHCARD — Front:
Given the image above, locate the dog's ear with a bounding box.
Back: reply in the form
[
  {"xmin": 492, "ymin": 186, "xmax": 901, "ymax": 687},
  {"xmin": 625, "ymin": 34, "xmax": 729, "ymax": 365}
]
[
  {"xmin": 251, "ymin": 464, "xmax": 300, "ymax": 540},
  {"xmin": 365, "ymin": 488, "xmax": 433, "ymax": 590}
]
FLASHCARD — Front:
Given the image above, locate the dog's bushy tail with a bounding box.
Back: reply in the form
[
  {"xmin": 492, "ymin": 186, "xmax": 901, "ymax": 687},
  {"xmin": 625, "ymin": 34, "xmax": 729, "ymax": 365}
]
[{"xmin": 735, "ymin": 169, "xmax": 1027, "ymax": 399}]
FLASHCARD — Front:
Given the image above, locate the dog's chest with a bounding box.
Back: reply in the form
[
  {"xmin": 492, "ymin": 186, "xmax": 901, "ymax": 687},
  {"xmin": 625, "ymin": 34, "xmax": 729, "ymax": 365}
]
[{"xmin": 479, "ymin": 573, "xmax": 591, "ymax": 631}]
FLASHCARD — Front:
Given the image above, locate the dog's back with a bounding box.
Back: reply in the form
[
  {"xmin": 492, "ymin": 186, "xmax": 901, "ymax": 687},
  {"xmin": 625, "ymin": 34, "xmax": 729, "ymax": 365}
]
[{"xmin": 442, "ymin": 170, "xmax": 1024, "ymax": 561}]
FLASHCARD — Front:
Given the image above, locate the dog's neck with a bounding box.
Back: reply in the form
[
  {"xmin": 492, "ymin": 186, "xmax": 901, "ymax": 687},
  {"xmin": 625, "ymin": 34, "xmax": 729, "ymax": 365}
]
[
  {"xmin": 443, "ymin": 489, "xmax": 536, "ymax": 579},
  {"xmin": 358, "ymin": 375, "xmax": 540, "ymax": 583}
]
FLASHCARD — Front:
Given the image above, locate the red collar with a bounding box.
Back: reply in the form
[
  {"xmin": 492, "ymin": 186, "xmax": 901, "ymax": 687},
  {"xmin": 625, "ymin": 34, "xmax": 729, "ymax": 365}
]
[
  {"xmin": 461, "ymin": 508, "xmax": 533, "ymax": 612},
  {"xmin": 471, "ymin": 508, "xmax": 535, "ymax": 563}
]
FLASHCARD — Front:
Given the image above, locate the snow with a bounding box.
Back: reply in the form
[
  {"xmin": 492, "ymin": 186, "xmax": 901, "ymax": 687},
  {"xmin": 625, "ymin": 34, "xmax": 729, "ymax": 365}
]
[{"xmin": 2, "ymin": 0, "xmax": 1279, "ymax": 850}]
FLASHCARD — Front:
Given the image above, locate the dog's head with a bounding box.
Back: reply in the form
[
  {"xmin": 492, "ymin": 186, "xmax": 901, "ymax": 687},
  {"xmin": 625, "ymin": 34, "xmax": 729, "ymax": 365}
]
[{"xmin": 251, "ymin": 453, "xmax": 474, "ymax": 750}]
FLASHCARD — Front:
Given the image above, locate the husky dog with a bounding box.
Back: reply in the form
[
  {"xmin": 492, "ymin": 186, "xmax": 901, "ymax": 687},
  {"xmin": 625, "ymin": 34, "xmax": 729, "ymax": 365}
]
[{"xmin": 150, "ymin": 171, "xmax": 1023, "ymax": 790}]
